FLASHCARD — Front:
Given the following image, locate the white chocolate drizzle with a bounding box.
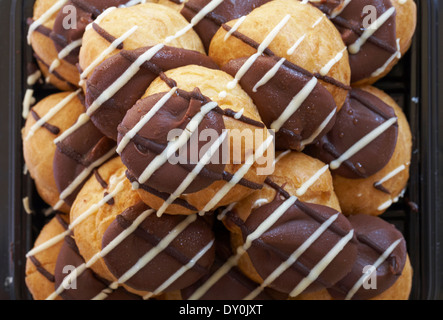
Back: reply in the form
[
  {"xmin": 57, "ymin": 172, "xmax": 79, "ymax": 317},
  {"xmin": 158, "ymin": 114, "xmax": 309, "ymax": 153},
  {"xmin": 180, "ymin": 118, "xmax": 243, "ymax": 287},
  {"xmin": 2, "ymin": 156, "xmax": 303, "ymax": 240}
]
[{"xmin": 270, "ymin": 77, "xmax": 318, "ymax": 132}]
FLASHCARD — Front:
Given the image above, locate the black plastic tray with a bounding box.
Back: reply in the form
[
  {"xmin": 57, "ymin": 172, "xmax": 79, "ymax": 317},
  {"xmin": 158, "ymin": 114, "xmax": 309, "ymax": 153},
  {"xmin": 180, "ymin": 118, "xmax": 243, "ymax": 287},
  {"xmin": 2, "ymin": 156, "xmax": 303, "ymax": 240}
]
[{"xmin": 1, "ymin": 0, "xmax": 442, "ymax": 300}]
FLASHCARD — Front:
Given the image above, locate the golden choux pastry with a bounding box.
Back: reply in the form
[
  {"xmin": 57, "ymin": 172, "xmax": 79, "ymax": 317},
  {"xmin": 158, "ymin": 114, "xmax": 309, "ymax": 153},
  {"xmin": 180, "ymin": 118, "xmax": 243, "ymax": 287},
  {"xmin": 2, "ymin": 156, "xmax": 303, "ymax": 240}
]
[
  {"xmin": 22, "ymin": 91, "xmax": 86, "ymax": 214},
  {"xmin": 117, "ymin": 65, "xmax": 275, "ymax": 215}
]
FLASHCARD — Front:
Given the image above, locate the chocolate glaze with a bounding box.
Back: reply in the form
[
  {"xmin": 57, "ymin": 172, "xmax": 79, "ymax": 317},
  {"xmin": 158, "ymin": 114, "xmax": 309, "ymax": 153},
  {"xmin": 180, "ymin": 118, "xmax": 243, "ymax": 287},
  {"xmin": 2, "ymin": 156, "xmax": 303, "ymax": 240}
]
[
  {"xmin": 50, "ymin": 0, "xmax": 128, "ymax": 65},
  {"xmin": 181, "ymin": 0, "xmax": 272, "ymax": 52},
  {"xmin": 238, "ymin": 198, "xmax": 357, "ymax": 295},
  {"xmin": 53, "ymin": 102, "xmax": 116, "ymax": 206},
  {"xmin": 118, "ymin": 90, "xmax": 226, "ymax": 195},
  {"xmin": 181, "ymin": 220, "xmax": 277, "ymax": 300},
  {"xmin": 327, "ymin": 214, "xmax": 407, "ymax": 300},
  {"xmin": 305, "ymin": 88, "xmax": 398, "ymax": 179},
  {"xmin": 54, "ymin": 233, "xmax": 142, "ymax": 300},
  {"xmin": 223, "ymin": 56, "xmax": 337, "ymax": 151},
  {"xmin": 309, "ymin": 0, "xmax": 397, "ymax": 82},
  {"xmin": 85, "ymin": 45, "xmax": 219, "ymax": 140},
  {"xmin": 101, "ymin": 202, "xmax": 216, "ymax": 292}
]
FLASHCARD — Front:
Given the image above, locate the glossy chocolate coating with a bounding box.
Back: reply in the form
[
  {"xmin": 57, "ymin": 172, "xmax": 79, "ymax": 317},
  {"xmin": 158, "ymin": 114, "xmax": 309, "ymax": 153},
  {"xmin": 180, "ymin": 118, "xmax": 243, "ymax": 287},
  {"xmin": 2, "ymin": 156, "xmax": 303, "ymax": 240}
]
[
  {"xmin": 181, "ymin": 220, "xmax": 277, "ymax": 300},
  {"xmin": 305, "ymin": 88, "xmax": 398, "ymax": 179},
  {"xmin": 240, "ymin": 198, "xmax": 357, "ymax": 295},
  {"xmin": 223, "ymin": 56, "xmax": 337, "ymax": 151},
  {"xmin": 118, "ymin": 90, "xmax": 226, "ymax": 195},
  {"xmin": 181, "ymin": 0, "xmax": 272, "ymax": 52},
  {"xmin": 85, "ymin": 45, "xmax": 219, "ymax": 140},
  {"xmin": 101, "ymin": 202, "xmax": 215, "ymax": 292},
  {"xmin": 54, "ymin": 234, "xmax": 142, "ymax": 300},
  {"xmin": 327, "ymin": 214, "xmax": 407, "ymax": 300}
]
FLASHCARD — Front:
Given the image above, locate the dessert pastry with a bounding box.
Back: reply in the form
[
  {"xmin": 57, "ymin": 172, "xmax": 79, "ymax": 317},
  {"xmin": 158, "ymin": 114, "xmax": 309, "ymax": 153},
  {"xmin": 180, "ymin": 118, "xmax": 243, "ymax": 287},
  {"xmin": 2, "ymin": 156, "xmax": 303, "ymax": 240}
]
[
  {"xmin": 306, "ymin": 85, "xmax": 412, "ymax": 216},
  {"xmin": 22, "ymin": 91, "xmax": 86, "ymax": 213},
  {"xmin": 222, "ymin": 151, "xmax": 357, "ymax": 297},
  {"xmin": 306, "ymin": 0, "xmax": 417, "ymax": 85},
  {"xmin": 296, "ymin": 214, "xmax": 413, "ymax": 300},
  {"xmin": 208, "ymin": 0, "xmax": 351, "ymax": 151},
  {"xmin": 69, "ymin": 157, "xmax": 216, "ymax": 295},
  {"xmin": 118, "ymin": 64, "xmax": 274, "ymax": 215},
  {"xmin": 84, "ymin": 45, "xmax": 219, "ymax": 140}
]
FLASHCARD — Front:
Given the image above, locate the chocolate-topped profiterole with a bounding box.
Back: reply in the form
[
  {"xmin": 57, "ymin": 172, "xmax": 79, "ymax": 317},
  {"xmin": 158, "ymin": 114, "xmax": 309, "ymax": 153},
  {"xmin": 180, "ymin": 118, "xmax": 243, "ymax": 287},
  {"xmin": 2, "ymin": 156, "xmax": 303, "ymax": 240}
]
[
  {"xmin": 181, "ymin": 0, "xmax": 272, "ymax": 51},
  {"xmin": 54, "ymin": 234, "xmax": 142, "ymax": 300},
  {"xmin": 50, "ymin": 0, "xmax": 129, "ymax": 66},
  {"xmin": 223, "ymin": 56, "xmax": 337, "ymax": 151},
  {"xmin": 240, "ymin": 197, "xmax": 357, "ymax": 296},
  {"xmin": 53, "ymin": 109, "xmax": 116, "ymax": 207},
  {"xmin": 305, "ymin": 88, "xmax": 398, "ymax": 179},
  {"xmin": 85, "ymin": 45, "xmax": 219, "ymax": 140},
  {"xmin": 308, "ymin": 0, "xmax": 397, "ymax": 83},
  {"xmin": 327, "ymin": 214, "xmax": 407, "ymax": 300},
  {"xmin": 118, "ymin": 89, "xmax": 226, "ymax": 195},
  {"xmin": 101, "ymin": 202, "xmax": 215, "ymax": 293}
]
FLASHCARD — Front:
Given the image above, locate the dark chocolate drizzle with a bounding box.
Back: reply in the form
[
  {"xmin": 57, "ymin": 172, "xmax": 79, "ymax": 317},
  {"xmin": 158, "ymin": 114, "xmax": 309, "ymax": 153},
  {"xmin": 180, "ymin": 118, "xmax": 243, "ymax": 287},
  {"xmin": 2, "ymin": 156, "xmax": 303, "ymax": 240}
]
[
  {"xmin": 30, "ymin": 109, "xmax": 60, "ymax": 135},
  {"xmin": 91, "ymin": 23, "xmax": 123, "ymax": 48},
  {"xmin": 220, "ymin": 23, "xmax": 352, "ymax": 91},
  {"xmin": 29, "ymin": 215, "xmax": 69, "ymax": 283},
  {"xmin": 54, "ymin": 233, "xmax": 142, "ymax": 300}
]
